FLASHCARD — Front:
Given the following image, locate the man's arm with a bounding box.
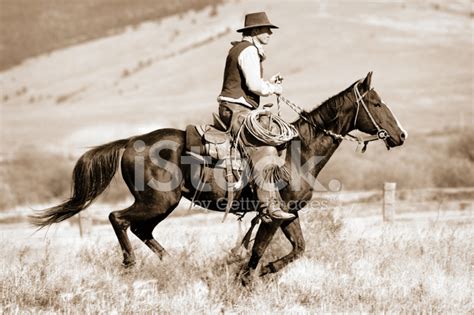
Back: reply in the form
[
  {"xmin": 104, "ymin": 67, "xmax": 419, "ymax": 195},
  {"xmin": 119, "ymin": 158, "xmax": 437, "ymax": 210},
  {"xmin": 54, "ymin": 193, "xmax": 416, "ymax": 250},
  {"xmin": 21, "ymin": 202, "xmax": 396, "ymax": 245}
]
[{"xmin": 238, "ymin": 46, "xmax": 282, "ymax": 96}]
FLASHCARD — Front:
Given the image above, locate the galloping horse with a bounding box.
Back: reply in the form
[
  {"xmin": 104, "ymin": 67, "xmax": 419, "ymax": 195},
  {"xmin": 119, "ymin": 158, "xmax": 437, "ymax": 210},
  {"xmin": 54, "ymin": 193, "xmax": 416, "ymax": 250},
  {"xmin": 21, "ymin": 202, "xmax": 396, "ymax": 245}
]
[{"xmin": 31, "ymin": 72, "xmax": 406, "ymax": 284}]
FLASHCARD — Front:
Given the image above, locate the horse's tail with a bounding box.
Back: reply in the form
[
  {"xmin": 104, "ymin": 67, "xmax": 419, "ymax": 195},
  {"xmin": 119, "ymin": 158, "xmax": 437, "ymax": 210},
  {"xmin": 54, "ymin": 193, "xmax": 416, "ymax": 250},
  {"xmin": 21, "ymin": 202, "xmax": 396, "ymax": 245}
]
[{"xmin": 30, "ymin": 138, "xmax": 130, "ymax": 228}]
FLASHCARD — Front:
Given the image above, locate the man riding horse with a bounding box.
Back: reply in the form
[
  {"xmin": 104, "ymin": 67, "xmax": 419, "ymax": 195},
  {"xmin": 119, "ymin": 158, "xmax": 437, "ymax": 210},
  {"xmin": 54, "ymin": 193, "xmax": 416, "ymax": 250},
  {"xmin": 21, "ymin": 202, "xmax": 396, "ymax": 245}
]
[
  {"xmin": 217, "ymin": 12, "xmax": 294, "ymax": 221},
  {"xmin": 30, "ymin": 9, "xmax": 407, "ymax": 279}
]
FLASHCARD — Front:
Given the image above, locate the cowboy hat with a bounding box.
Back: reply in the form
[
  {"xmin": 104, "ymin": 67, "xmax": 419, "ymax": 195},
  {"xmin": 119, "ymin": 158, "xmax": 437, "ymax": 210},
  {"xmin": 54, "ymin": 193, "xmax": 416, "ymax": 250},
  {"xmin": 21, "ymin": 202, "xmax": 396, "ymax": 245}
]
[{"xmin": 237, "ymin": 12, "xmax": 279, "ymax": 33}]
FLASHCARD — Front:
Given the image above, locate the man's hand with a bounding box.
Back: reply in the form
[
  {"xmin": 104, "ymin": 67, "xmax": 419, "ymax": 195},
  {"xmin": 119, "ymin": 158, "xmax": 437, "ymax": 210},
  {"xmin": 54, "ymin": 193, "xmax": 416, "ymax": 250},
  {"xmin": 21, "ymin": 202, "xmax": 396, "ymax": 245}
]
[
  {"xmin": 273, "ymin": 83, "xmax": 283, "ymax": 96},
  {"xmin": 270, "ymin": 73, "xmax": 284, "ymax": 84}
]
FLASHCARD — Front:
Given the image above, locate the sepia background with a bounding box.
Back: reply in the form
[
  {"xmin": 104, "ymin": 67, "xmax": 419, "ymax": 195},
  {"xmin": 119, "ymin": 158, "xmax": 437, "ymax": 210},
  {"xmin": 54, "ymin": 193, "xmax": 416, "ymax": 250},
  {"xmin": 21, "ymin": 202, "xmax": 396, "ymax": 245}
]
[{"xmin": 0, "ymin": 0, "xmax": 472, "ymax": 313}]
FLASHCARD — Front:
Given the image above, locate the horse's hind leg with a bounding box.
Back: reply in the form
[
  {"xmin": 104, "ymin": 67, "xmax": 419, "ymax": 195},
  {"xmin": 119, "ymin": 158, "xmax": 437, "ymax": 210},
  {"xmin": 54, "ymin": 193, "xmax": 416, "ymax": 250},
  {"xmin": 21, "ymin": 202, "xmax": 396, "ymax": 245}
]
[
  {"xmin": 110, "ymin": 199, "xmax": 179, "ymax": 266},
  {"xmin": 131, "ymin": 219, "xmax": 167, "ymax": 258},
  {"xmin": 260, "ymin": 217, "xmax": 305, "ymax": 275},
  {"xmin": 130, "ymin": 203, "xmax": 179, "ymax": 259},
  {"xmin": 109, "ymin": 206, "xmax": 137, "ymax": 267}
]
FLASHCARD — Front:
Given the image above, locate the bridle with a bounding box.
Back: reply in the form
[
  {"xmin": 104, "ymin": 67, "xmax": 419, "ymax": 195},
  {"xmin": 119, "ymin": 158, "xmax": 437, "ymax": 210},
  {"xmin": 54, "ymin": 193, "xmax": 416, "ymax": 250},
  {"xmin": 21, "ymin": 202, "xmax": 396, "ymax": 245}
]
[
  {"xmin": 352, "ymin": 82, "xmax": 390, "ymax": 144},
  {"xmin": 277, "ymin": 81, "xmax": 391, "ymax": 152}
]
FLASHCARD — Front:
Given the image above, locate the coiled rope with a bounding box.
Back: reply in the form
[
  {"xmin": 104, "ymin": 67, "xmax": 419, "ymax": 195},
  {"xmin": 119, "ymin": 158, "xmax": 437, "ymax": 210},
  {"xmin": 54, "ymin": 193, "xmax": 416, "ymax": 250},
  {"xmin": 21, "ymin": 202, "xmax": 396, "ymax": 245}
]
[{"xmin": 243, "ymin": 110, "xmax": 299, "ymax": 146}]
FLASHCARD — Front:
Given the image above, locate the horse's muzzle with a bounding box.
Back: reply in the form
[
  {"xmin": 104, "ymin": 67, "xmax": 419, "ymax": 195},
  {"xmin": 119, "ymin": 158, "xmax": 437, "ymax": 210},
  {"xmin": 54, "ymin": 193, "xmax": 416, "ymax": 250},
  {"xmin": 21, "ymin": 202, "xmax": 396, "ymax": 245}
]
[{"xmin": 386, "ymin": 131, "xmax": 406, "ymax": 148}]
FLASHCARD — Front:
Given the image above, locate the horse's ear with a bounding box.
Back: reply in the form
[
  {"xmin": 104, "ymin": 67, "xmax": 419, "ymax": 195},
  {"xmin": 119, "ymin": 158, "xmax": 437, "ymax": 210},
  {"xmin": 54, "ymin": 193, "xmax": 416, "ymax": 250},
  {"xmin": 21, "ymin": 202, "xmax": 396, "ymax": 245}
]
[{"xmin": 362, "ymin": 71, "xmax": 373, "ymax": 90}]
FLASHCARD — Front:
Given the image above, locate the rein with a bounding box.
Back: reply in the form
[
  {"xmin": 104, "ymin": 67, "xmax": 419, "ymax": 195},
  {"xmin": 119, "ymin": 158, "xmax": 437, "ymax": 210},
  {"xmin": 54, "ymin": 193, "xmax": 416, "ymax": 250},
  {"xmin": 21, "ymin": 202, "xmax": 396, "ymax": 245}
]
[{"xmin": 277, "ymin": 82, "xmax": 388, "ymax": 153}]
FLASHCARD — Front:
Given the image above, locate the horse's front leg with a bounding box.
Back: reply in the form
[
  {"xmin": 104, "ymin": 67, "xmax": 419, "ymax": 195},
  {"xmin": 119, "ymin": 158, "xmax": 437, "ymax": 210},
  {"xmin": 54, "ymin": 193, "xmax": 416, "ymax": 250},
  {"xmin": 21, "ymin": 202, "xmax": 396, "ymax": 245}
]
[
  {"xmin": 240, "ymin": 221, "xmax": 280, "ymax": 286},
  {"xmin": 260, "ymin": 216, "xmax": 305, "ymax": 275}
]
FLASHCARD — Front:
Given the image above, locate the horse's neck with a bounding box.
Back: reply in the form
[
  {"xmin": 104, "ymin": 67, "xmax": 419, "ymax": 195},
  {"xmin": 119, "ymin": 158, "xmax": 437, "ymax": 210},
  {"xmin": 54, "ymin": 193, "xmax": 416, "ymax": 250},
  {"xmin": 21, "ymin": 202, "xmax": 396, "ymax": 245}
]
[
  {"xmin": 287, "ymin": 124, "xmax": 340, "ymax": 179},
  {"xmin": 288, "ymin": 91, "xmax": 356, "ymax": 179}
]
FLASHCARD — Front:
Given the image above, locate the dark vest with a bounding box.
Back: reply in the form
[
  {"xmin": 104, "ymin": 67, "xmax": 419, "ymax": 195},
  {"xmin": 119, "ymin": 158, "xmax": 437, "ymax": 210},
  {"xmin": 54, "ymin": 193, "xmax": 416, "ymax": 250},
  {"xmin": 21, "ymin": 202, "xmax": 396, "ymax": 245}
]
[{"xmin": 220, "ymin": 41, "xmax": 263, "ymax": 108}]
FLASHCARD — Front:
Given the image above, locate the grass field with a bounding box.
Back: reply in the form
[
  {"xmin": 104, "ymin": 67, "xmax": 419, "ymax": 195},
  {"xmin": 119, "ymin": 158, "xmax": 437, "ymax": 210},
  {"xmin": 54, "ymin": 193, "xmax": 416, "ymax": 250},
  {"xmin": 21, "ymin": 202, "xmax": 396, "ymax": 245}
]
[{"xmin": 1, "ymin": 190, "xmax": 472, "ymax": 313}]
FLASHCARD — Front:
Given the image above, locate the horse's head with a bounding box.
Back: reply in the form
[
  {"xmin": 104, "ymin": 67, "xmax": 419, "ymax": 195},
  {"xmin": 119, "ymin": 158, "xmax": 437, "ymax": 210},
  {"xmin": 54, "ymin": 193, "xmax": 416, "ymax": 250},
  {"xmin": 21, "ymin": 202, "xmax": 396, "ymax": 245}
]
[{"xmin": 351, "ymin": 72, "xmax": 407, "ymax": 148}]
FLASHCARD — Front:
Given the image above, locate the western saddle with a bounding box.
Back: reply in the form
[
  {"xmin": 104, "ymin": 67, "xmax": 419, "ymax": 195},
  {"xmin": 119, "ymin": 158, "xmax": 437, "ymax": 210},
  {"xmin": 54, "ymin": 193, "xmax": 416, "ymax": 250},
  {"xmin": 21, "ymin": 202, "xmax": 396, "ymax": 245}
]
[{"xmin": 185, "ymin": 112, "xmax": 244, "ymax": 220}]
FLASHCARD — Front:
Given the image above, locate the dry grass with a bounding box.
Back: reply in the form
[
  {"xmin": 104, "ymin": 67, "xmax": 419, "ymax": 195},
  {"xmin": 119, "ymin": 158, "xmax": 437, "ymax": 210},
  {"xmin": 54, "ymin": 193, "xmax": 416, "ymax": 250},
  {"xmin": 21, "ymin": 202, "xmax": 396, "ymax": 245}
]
[{"xmin": 1, "ymin": 202, "xmax": 472, "ymax": 313}]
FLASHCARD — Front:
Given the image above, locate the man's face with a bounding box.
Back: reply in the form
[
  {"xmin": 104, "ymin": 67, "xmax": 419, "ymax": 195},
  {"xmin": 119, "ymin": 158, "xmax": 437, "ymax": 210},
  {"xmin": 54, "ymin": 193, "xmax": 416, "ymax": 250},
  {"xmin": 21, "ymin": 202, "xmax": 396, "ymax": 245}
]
[{"xmin": 253, "ymin": 27, "xmax": 273, "ymax": 45}]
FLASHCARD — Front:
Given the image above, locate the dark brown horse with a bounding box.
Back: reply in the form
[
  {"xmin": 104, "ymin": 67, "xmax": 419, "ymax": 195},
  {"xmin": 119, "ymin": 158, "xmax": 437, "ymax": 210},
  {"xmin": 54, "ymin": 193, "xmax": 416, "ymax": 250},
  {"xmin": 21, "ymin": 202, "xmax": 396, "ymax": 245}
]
[{"xmin": 31, "ymin": 72, "xmax": 406, "ymax": 284}]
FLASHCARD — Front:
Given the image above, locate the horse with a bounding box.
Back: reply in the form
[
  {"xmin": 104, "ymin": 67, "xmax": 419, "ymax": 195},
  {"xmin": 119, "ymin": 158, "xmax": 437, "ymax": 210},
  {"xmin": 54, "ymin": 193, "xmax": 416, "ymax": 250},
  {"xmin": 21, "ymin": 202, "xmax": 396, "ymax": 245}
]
[{"xmin": 31, "ymin": 72, "xmax": 406, "ymax": 284}]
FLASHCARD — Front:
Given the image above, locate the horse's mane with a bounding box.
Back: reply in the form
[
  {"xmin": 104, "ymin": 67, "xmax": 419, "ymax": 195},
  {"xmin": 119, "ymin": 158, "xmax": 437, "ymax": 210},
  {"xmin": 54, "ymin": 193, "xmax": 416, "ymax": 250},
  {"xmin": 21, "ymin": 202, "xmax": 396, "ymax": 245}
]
[{"xmin": 294, "ymin": 79, "xmax": 359, "ymax": 128}]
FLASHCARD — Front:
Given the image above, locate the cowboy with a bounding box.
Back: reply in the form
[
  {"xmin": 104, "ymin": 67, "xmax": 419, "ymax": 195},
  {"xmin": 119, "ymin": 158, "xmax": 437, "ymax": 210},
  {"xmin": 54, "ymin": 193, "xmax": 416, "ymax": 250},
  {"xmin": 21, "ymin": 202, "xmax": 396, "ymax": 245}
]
[{"xmin": 217, "ymin": 12, "xmax": 295, "ymax": 221}]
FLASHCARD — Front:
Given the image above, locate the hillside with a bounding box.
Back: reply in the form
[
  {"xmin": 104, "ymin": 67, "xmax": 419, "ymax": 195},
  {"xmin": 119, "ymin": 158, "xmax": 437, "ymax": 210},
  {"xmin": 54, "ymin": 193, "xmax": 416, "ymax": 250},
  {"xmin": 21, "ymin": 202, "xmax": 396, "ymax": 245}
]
[
  {"xmin": 0, "ymin": 0, "xmax": 473, "ymax": 208},
  {"xmin": 0, "ymin": 0, "xmax": 220, "ymax": 71}
]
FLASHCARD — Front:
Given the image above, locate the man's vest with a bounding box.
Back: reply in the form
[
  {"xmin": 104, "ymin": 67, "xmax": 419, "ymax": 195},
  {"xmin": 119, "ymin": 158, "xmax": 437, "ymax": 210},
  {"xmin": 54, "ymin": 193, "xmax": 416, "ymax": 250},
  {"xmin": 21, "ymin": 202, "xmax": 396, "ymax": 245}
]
[{"xmin": 220, "ymin": 41, "xmax": 263, "ymax": 109}]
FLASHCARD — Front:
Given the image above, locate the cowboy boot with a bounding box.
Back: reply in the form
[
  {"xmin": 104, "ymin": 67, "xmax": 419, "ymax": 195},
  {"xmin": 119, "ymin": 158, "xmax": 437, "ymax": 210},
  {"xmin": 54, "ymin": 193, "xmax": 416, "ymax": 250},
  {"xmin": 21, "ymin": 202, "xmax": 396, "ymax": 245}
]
[
  {"xmin": 248, "ymin": 146, "xmax": 294, "ymax": 221},
  {"xmin": 258, "ymin": 190, "xmax": 295, "ymax": 222},
  {"xmin": 264, "ymin": 198, "xmax": 295, "ymax": 221}
]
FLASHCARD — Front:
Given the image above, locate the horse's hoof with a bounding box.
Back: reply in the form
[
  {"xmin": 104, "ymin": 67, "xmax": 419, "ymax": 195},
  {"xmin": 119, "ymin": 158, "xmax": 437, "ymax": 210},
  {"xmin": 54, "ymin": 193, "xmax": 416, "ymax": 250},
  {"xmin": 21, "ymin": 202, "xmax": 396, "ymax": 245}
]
[
  {"xmin": 260, "ymin": 262, "xmax": 277, "ymax": 276},
  {"xmin": 259, "ymin": 265, "xmax": 271, "ymax": 276},
  {"xmin": 122, "ymin": 260, "xmax": 136, "ymax": 268},
  {"xmin": 238, "ymin": 268, "xmax": 256, "ymax": 287},
  {"xmin": 240, "ymin": 272, "xmax": 251, "ymax": 287}
]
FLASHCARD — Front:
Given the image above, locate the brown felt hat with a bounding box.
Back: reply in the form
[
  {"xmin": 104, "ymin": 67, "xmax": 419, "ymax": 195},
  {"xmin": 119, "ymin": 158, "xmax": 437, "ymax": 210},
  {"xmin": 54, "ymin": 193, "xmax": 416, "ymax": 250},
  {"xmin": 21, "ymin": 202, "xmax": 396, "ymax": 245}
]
[{"xmin": 236, "ymin": 12, "xmax": 279, "ymax": 33}]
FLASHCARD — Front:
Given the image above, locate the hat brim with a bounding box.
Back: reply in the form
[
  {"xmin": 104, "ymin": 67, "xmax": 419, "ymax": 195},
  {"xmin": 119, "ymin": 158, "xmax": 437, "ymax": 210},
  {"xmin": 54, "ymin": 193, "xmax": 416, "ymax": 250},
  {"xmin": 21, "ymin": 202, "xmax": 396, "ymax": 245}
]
[{"xmin": 236, "ymin": 24, "xmax": 279, "ymax": 33}]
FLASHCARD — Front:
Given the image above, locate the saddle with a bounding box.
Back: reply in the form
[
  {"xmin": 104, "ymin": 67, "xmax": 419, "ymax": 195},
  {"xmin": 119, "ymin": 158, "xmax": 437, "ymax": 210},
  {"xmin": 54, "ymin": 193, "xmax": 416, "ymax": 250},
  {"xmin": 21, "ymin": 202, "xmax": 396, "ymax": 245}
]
[
  {"xmin": 185, "ymin": 113, "xmax": 244, "ymax": 221},
  {"xmin": 185, "ymin": 113, "xmax": 243, "ymax": 171},
  {"xmin": 184, "ymin": 109, "xmax": 293, "ymax": 221}
]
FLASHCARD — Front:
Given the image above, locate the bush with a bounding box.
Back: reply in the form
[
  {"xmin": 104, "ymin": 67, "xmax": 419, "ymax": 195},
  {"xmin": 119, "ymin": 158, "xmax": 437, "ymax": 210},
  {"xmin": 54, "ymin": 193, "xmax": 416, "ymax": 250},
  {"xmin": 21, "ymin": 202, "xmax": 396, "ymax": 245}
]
[
  {"xmin": 432, "ymin": 157, "xmax": 474, "ymax": 187},
  {"xmin": 0, "ymin": 147, "xmax": 74, "ymax": 210},
  {"xmin": 448, "ymin": 129, "xmax": 474, "ymax": 162},
  {"xmin": 432, "ymin": 129, "xmax": 474, "ymax": 187},
  {"xmin": 0, "ymin": 147, "xmax": 130, "ymax": 210},
  {"xmin": 318, "ymin": 129, "xmax": 474, "ymax": 190}
]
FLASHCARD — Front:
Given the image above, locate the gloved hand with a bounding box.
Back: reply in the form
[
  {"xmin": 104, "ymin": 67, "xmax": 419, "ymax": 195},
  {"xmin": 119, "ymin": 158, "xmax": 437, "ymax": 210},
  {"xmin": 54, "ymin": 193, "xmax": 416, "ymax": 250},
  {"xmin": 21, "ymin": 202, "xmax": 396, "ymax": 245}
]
[{"xmin": 270, "ymin": 73, "xmax": 284, "ymax": 84}]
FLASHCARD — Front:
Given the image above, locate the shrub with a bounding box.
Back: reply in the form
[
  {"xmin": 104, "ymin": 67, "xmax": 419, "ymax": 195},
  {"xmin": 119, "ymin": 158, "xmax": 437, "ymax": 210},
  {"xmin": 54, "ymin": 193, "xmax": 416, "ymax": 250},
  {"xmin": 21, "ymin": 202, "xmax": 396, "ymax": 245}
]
[
  {"xmin": 448, "ymin": 129, "xmax": 474, "ymax": 162},
  {"xmin": 432, "ymin": 157, "xmax": 474, "ymax": 187},
  {"xmin": 0, "ymin": 147, "xmax": 74, "ymax": 210},
  {"xmin": 318, "ymin": 129, "xmax": 474, "ymax": 190},
  {"xmin": 0, "ymin": 147, "xmax": 130, "ymax": 210}
]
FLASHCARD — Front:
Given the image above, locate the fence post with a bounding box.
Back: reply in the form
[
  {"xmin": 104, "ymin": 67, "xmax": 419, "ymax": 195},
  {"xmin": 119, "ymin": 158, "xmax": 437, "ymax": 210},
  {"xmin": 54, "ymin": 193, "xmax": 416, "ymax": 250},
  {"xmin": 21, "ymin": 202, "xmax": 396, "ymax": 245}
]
[
  {"xmin": 383, "ymin": 182, "xmax": 396, "ymax": 222},
  {"xmin": 78, "ymin": 212, "xmax": 92, "ymax": 237}
]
